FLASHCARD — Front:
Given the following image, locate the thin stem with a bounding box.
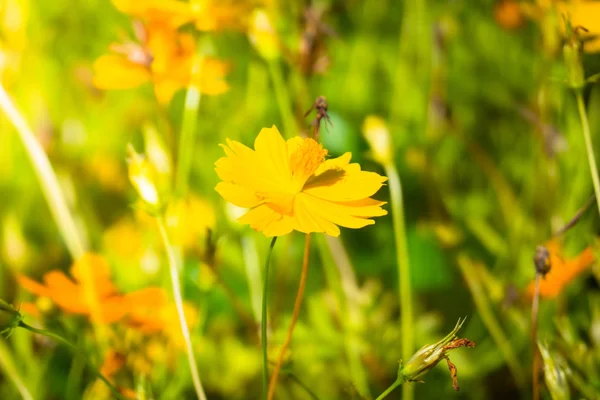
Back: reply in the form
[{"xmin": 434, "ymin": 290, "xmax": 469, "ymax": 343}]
[
  {"xmin": 175, "ymin": 56, "xmax": 203, "ymax": 197},
  {"xmin": 532, "ymin": 274, "xmax": 541, "ymax": 400},
  {"xmin": 262, "ymin": 237, "xmax": 278, "ymax": 400},
  {"xmin": 267, "ymin": 60, "xmax": 297, "ymax": 137},
  {"xmin": 18, "ymin": 321, "xmax": 124, "ymax": 400},
  {"xmin": 0, "ymin": 83, "xmax": 85, "ymax": 259},
  {"xmin": 287, "ymin": 372, "xmax": 322, "ymax": 400},
  {"xmin": 384, "ymin": 163, "xmax": 414, "ymax": 400},
  {"xmin": 0, "ymin": 339, "xmax": 34, "ymax": 400},
  {"xmin": 457, "ymin": 254, "xmax": 525, "ymax": 388},
  {"xmin": 157, "ymin": 217, "xmax": 207, "ymax": 400},
  {"xmin": 268, "ymin": 233, "xmax": 311, "ymax": 400},
  {"xmin": 0, "ymin": 84, "xmax": 107, "ymax": 346},
  {"xmin": 575, "ymin": 91, "xmax": 600, "ymax": 218},
  {"xmin": 375, "ymin": 379, "xmax": 403, "ymax": 400}
]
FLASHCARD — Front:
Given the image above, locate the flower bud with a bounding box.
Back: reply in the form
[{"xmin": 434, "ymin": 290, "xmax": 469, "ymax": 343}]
[
  {"xmin": 563, "ymin": 24, "xmax": 585, "ymax": 89},
  {"xmin": 0, "ymin": 299, "xmax": 22, "ymax": 338},
  {"xmin": 248, "ymin": 9, "xmax": 280, "ymax": 60},
  {"xmin": 399, "ymin": 317, "xmax": 475, "ymax": 391},
  {"xmin": 127, "ymin": 144, "xmax": 163, "ymax": 213},
  {"xmin": 362, "ymin": 116, "xmax": 393, "ymax": 166}
]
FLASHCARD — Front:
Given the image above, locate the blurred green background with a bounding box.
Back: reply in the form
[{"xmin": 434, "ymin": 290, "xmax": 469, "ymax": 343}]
[{"xmin": 2, "ymin": 0, "xmax": 600, "ymax": 399}]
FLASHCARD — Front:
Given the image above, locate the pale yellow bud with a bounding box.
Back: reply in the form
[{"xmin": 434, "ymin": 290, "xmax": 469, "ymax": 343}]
[
  {"xmin": 362, "ymin": 116, "xmax": 393, "ymax": 165},
  {"xmin": 127, "ymin": 144, "xmax": 161, "ymax": 210},
  {"xmin": 248, "ymin": 9, "xmax": 280, "ymax": 60}
]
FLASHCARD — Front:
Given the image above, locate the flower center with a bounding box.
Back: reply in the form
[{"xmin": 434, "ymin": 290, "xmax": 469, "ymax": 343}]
[{"xmin": 289, "ymin": 138, "xmax": 328, "ymax": 192}]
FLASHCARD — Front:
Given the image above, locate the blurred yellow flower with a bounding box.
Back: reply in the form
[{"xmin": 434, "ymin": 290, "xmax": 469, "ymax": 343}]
[
  {"xmin": 93, "ymin": 22, "xmax": 229, "ymax": 103},
  {"xmin": 191, "ymin": 0, "xmax": 251, "ymax": 31},
  {"xmin": 111, "ymin": 0, "xmax": 193, "ymax": 28},
  {"xmin": 103, "ymin": 217, "xmax": 144, "ymax": 261},
  {"xmin": 248, "ymin": 9, "xmax": 280, "ymax": 60},
  {"xmin": 215, "ymin": 126, "xmax": 388, "ymax": 237},
  {"xmin": 523, "ymin": 0, "xmax": 600, "ymax": 53},
  {"xmin": 527, "ymin": 240, "xmax": 595, "ymax": 298},
  {"xmin": 556, "ymin": 0, "xmax": 600, "ymax": 52},
  {"xmin": 166, "ymin": 195, "xmax": 216, "ymax": 250}
]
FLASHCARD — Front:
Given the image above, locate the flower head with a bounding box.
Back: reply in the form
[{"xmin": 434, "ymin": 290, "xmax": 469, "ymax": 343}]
[
  {"xmin": 215, "ymin": 126, "xmax": 388, "ymax": 237},
  {"xmin": 527, "ymin": 240, "xmax": 595, "ymax": 298},
  {"xmin": 93, "ymin": 22, "xmax": 229, "ymax": 103},
  {"xmin": 17, "ymin": 253, "xmax": 127, "ymax": 323},
  {"xmin": 399, "ymin": 317, "xmax": 475, "ymax": 391}
]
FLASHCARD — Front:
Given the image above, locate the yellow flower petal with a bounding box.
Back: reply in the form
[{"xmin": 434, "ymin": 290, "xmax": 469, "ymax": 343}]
[
  {"xmin": 304, "ymin": 168, "xmax": 388, "ymax": 202},
  {"xmin": 215, "ymin": 181, "xmax": 264, "ymax": 208},
  {"xmin": 93, "ymin": 54, "xmax": 151, "ymax": 90}
]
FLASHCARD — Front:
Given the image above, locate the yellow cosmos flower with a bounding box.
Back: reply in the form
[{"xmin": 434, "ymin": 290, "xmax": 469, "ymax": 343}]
[
  {"xmin": 215, "ymin": 126, "xmax": 388, "ymax": 237},
  {"xmin": 94, "ymin": 22, "xmax": 229, "ymax": 103}
]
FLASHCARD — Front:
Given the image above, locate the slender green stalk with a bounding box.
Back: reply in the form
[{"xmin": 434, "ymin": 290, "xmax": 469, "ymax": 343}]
[
  {"xmin": 375, "ymin": 379, "xmax": 403, "ymax": 400},
  {"xmin": 457, "ymin": 254, "xmax": 525, "ymax": 388},
  {"xmin": 267, "ymin": 61, "xmax": 297, "ymax": 137},
  {"xmin": 261, "ymin": 237, "xmax": 278, "ymax": 400},
  {"xmin": 175, "ymin": 57, "xmax": 203, "ymax": 196},
  {"xmin": 157, "ymin": 217, "xmax": 207, "ymax": 400},
  {"xmin": 0, "ymin": 84, "xmax": 86, "ymax": 259},
  {"xmin": 287, "ymin": 372, "xmax": 322, "ymax": 400},
  {"xmin": 18, "ymin": 321, "xmax": 123, "ymax": 400},
  {"xmin": 384, "ymin": 163, "xmax": 414, "ymax": 400},
  {"xmin": 0, "ymin": 84, "xmax": 108, "ymax": 346},
  {"xmin": 575, "ymin": 91, "xmax": 600, "ymax": 218},
  {"xmin": 0, "ymin": 339, "xmax": 34, "ymax": 400}
]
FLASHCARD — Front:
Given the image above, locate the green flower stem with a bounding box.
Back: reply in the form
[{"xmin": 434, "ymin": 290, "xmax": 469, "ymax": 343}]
[
  {"xmin": 157, "ymin": 217, "xmax": 207, "ymax": 400},
  {"xmin": 456, "ymin": 254, "xmax": 525, "ymax": 388},
  {"xmin": 261, "ymin": 236, "xmax": 278, "ymax": 400},
  {"xmin": 0, "ymin": 83, "xmax": 108, "ymax": 347},
  {"xmin": 287, "ymin": 372, "xmax": 322, "ymax": 400},
  {"xmin": 375, "ymin": 378, "xmax": 403, "ymax": 400},
  {"xmin": 18, "ymin": 321, "xmax": 123, "ymax": 400},
  {"xmin": 0, "ymin": 339, "xmax": 34, "ymax": 400},
  {"xmin": 175, "ymin": 57, "xmax": 203, "ymax": 197},
  {"xmin": 575, "ymin": 91, "xmax": 600, "ymax": 218},
  {"xmin": 0, "ymin": 83, "xmax": 85, "ymax": 259},
  {"xmin": 267, "ymin": 60, "xmax": 297, "ymax": 137},
  {"xmin": 384, "ymin": 163, "xmax": 414, "ymax": 400}
]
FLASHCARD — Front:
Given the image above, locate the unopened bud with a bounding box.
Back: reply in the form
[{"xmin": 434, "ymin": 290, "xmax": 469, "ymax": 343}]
[
  {"xmin": 362, "ymin": 116, "xmax": 393, "ymax": 166},
  {"xmin": 248, "ymin": 10, "xmax": 280, "ymax": 60},
  {"xmin": 127, "ymin": 144, "xmax": 162, "ymax": 212},
  {"xmin": 399, "ymin": 317, "xmax": 475, "ymax": 391}
]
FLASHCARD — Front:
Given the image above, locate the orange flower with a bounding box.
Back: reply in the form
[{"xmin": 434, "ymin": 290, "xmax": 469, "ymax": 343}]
[
  {"xmin": 527, "ymin": 240, "xmax": 595, "ymax": 298},
  {"xmin": 111, "ymin": 0, "xmax": 194, "ymax": 28},
  {"xmin": 94, "ymin": 22, "xmax": 229, "ymax": 103},
  {"xmin": 123, "ymin": 287, "xmax": 198, "ymax": 346},
  {"xmin": 18, "ymin": 255, "xmax": 199, "ymax": 336},
  {"xmin": 191, "ymin": 0, "xmax": 251, "ymax": 32},
  {"xmin": 17, "ymin": 253, "xmax": 127, "ymax": 323}
]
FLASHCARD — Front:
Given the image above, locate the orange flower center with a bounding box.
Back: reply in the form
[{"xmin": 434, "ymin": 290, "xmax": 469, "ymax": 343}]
[{"xmin": 289, "ymin": 138, "xmax": 328, "ymax": 191}]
